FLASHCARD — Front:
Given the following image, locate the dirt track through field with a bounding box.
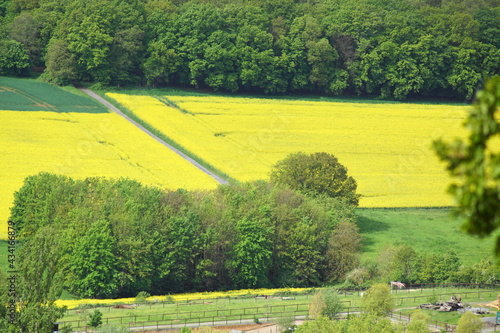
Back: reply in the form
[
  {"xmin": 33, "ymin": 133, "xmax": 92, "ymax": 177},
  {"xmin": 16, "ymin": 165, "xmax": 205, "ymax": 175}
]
[{"xmin": 78, "ymin": 87, "xmax": 229, "ymax": 185}]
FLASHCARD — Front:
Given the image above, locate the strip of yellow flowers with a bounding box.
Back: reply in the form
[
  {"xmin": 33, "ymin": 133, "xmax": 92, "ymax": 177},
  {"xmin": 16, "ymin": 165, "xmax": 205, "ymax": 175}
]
[
  {"xmin": 0, "ymin": 110, "xmax": 218, "ymax": 238},
  {"xmin": 107, "ymin": 93, "xmax": 473, "ymax": 208},
  {"xmin": 55, "ymin": 288, "xmax": 309, "ymax": 309}
]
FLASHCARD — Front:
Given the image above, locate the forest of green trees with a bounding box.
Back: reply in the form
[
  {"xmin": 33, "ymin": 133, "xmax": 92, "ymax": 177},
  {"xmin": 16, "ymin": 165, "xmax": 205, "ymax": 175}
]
[
  {"xmin": 11, "ymin": 172, "xmax": 359, "ymax": 298},
  {"xmin": 9, "ymin": 172, "xmax": 500, "ymax": 299},
  {"xmin": 0, "ymin": 0, "xmax": 499, "ymax": 99}
]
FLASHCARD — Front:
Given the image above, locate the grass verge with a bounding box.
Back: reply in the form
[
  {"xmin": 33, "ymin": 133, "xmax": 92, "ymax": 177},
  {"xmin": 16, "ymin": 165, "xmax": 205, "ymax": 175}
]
[{"xmin": 93, "ymin": 90, "xmax": 236, "ymax": 184}]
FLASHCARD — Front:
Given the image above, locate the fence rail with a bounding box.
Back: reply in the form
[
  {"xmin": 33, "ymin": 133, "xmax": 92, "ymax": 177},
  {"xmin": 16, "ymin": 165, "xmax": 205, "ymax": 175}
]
[
  {"xmin": 64, "ymin": 308, "xmax": 312, "ymax": 331},
  {"xmin": 60, "ymin": 283, "xmax": 500, "ymax": 331},
  {"xmin": 394, "ymin": 289, "xmax": 497, "ymax": 304},
  {"xmin": 66, "ymin": 283, "xmax": 500, "ymax": 314},
  {"xmin": 390, "ymin": 311, "xmax": 457, "ymax": 332}
]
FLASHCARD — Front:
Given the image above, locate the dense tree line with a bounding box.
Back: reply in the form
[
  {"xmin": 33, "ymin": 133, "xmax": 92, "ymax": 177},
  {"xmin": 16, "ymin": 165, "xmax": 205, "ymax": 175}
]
[
  {"xmin": 347, "ymin": 243, "xmax": 500, "ymax": 287},
  {"xmin": 9, "ymin": 172, "xmax": 499, "ymax": 301},
  {"xmin": 9, "ymin": 172, "xmax": 359, "ymax": 298},
  {"xmin": 0, "ymin": 0, "xmax": 499, "ymax": 99}
]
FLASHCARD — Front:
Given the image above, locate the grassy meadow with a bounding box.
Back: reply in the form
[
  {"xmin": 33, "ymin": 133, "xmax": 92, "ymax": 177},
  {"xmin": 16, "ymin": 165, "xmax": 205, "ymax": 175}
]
[
  {"xmin": 107, "ymin": 92, "xmax": 471, "ymax": 208},
  {"xmin": 55, "ymin": 286, "xmax": 498, "ymax": 330},
  {"xmin": 356, "ymin": 208, "xmax": 497, "ymax": 266},
  {"xmin": 0, "ymin": 78, "xmax": 218, "ymax": 238}
]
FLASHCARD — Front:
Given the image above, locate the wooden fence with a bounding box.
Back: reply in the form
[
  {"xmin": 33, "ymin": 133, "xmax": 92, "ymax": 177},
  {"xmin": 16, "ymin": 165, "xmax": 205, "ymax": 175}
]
[{"xmin": 60, "ymin": 283, "xmax": 499, "ymax": 331}]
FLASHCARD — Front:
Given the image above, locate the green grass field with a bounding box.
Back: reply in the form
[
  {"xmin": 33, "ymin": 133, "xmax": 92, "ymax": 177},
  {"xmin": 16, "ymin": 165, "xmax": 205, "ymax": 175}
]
[
  {"xmin": 0, "ymin": 77, "xmax": 107, "ymax": 113},
  {"xmin": 56, "ymin": 286, "xmax": 497, "ymax": 330},
  {"xmin": 356, "ymin": 208, "xmax": 496, "ymax": 266}
]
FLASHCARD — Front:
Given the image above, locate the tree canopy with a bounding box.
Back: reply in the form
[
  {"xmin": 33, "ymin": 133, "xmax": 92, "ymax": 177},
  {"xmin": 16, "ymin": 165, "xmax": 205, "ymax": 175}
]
[
  {"xmin": 361, "ymin": 283, "xmax": 394, "ymax": 317},
  {"xmin": 456, "ymin": 311, "xmax": 484, "ymax": 333},
  {"xmin": 434, "ymin": 76, "xmax": 500, "ymax": 254},
  {"xmin": 0, "ymin": 0, "xmax": 498, "ymax": 99},
  {"xmin": 270, "ymin": 152, "xmax": 360, "ymax": 205},
  {"xmin": 10, "ymin": 173, "xmax": 358, "ymax": 298}
]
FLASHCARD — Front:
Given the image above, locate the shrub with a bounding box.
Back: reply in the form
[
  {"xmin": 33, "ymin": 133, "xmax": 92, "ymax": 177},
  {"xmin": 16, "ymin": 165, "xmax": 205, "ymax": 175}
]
[
  {"xmin": 308, "ymin": 288, "xmax": 343, "ymax": 320},
  {"xmin": 406, "ymin": 310, "xmax": 429, "ymax": 333},
  {"xmin": 88, "ymin": 309, "xmax": 102, "ymax": 328},
  {"xmin": 361, "ymin": 283, "xmax": 394, "ymax": 317},
  {"xmin": 456, "ymin": 311, "xmax": 483, "ymax": 333},
  {"xmin": 135, "ymin": 291, "xmax": 151, "ymax": 304}
]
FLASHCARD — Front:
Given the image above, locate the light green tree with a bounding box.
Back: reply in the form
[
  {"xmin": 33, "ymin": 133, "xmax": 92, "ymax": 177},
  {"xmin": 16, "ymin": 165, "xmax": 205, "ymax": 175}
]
[
  {"xmin": 0, "ymin": 267, "xmax": 18, "ymax": 332},
  {"xmin": 69, "ymin": 219, "xmax": 118, "ymax": 298},
  {"xmin": 347, "ymin": 315, "xmax": 400, "ymax": 333},
  {"xmin": 270, "ymin": 152, "xmax": 359, "ymax": 206},
  {"xmin": 327, "ymin": 221, "xmax": 363, "ymax": 282},
  {"xmin": 434, "ymin": 76, "xmax": 500, "ymax": 255},
  {"xmin": 322, "ymin": 288, "xmax": 344, "ymax": 319},
  {"xmin": 406, "ymin": 310, "xmax": 429, "ymax": 333},
  {"xmin": 143, "ymin": 41, "xmax": 181, "ymax": 86},
  {"xmin": 135, "ymin": 291, "xmax": 151, "ymax": 304},
  {"xmin": 456, "ymin": 311, "xmax": 483, "ymax": 333},
  {"xmin": 88, "ymin": 309, "xmax": 103, "ymax": 328},
  {"xmin": 307, "ymin": 38, "xmax": 348, "ymax": 95},
  {"xmin": 43, "ymin": 39, "xmax": 77, "ymax": 85},
  {"xmin": 15, "ymin": 226, "xmax": 68, "ymax": 332},
  {"xmin": 391, "ymin": 245, "xmax": 419, "ymax": 283},
  {"xmin": 295, "ymin": 316, "xmax": 342, "ymax": 333},
  {"xmin": 361, "ymin": 283, "xmax": 394, "ymax": 317},
  {"xmin": 308, "ymin": 291, "xmax": 326, "ymax": 320},
  {"xmin": 0, "ymin": 39, "xmax": 30, "ymax": 76},
  {"xmin": 228, "ymin": 217, "xmax": 273, "ymax": 288},
  {"xmin": 308, "ymin": 288, "xmax": 343, "ymax": 320},
  {"xmin": 9, "ymin": 12, "xmax": 43, "ymax": 65}
]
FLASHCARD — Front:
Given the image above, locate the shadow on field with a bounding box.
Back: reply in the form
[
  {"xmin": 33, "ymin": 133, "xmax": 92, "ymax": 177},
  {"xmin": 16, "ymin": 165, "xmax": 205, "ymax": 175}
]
[{"xmin": 356, "ymin": 213, "xmax": 390, "ymax": 254}]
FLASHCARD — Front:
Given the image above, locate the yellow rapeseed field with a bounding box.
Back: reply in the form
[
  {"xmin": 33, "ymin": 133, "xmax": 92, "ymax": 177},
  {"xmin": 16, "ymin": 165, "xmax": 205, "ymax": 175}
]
[
  {"xmin": 0, "ymin": 110, "xmax": 218, "ymax": 238},
  {"xmin": 55, "ymin": 287, "xmax": 308, "ymax": 309},
  {"xmin": 107, "ymin": 93, "xmax": 471, "ymax": 208}
]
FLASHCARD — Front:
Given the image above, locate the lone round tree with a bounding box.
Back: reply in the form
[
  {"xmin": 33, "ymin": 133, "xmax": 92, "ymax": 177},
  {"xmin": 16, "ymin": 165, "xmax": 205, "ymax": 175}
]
[{"xmin": 270, "ymin": 152, "xmax": 359, "ymax": 206}]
